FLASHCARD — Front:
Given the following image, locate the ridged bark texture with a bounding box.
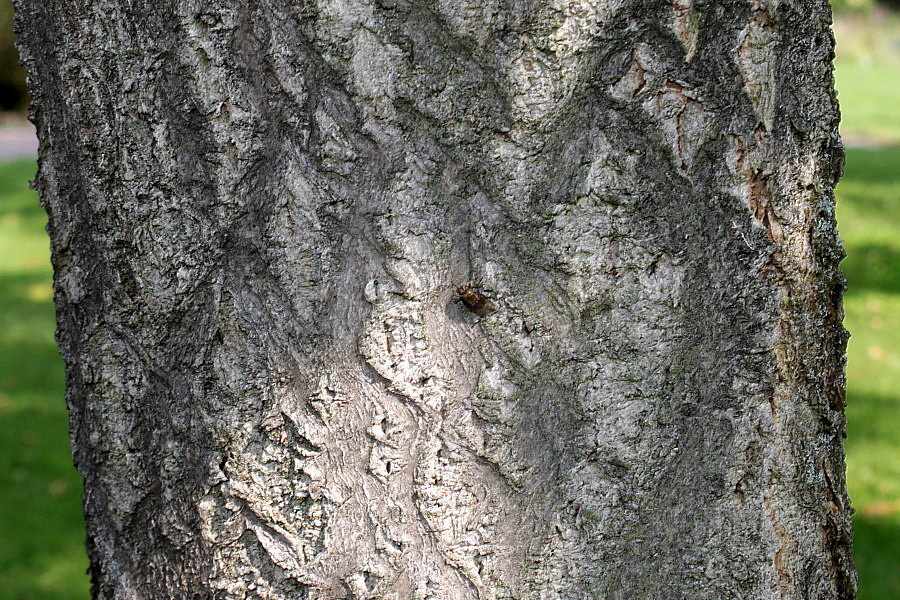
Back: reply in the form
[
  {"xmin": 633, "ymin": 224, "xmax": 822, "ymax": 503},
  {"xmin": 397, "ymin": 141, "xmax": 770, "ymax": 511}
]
[{"xmin": 14, "ymin": 0, "xmax": 855, "ymax": 597}]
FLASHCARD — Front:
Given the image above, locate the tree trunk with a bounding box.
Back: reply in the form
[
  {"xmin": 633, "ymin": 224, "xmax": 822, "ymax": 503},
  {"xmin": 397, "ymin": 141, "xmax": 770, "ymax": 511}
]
[{"xmin": 14, "ymin": 0, "xmax": 855, "ymax": 597}]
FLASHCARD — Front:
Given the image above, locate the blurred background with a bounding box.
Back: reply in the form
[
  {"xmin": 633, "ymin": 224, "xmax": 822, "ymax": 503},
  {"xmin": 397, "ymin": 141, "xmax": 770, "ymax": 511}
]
[{"xmin": 0, "ymin": 0, "xmax": 897, "ymax": 598}]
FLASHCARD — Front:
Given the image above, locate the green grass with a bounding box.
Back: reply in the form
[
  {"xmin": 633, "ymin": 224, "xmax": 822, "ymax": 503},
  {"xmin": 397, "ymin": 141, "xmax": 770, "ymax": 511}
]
[
  {"xmin": 836, "ymin": 62, "xmax": 900, "ymax": 142},
  {"xmin": 833, "ymin": 10, "xmax": 900, "ymax": 143},
  {"xmin": 0, "ymin": 159, "xmax": 90, "ymax": 599},
  {"xmin": 838, "ymin": 147, "xmax": 900, "ymax": 600},
  {"xmin": 832, "ymin": 14, "xmax": 900, "ymax": 600}
]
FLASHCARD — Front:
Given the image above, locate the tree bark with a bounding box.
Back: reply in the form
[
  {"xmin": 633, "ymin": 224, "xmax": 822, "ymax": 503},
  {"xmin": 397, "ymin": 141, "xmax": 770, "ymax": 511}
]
[{"xmin": 14, "ymin": 0, "xmax": 855, "ymax": 597}]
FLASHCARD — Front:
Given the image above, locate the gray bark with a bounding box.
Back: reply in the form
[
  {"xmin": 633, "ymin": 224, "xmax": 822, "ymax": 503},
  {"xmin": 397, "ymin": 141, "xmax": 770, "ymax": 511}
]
[{"xmin": 14, "ymin": 0, "xmax": 855, "ymax": 598}]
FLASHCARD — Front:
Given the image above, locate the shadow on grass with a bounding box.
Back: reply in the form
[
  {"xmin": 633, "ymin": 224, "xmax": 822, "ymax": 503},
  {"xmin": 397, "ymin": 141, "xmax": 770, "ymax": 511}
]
[
  {"xmin": 843, "ymin": 243, "xmax": 900, "ymax": 296},
  {"xmin": 853, "ymin": 514, "xmax": 900, "ymax": 600},
  {"xmin": 845, "ymin": 390, "xmax": 900, "ymax": 448},
  {"xmin": 837, "ymin": 146, "xmax": 900, "ymax": 237},
  {"xmin": 839, "ymin": 145, "xmax": 900, "ymax": 297},
  {"xmin": 843, "ymin": 146, "xmax": 900, "ymax": 187}
]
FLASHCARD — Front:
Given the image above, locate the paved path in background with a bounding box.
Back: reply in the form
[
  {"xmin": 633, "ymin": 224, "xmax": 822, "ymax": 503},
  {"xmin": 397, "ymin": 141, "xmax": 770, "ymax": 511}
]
[{"xmin": 0, "ymin": 124, "xmax": 38, "ymax": 161}]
